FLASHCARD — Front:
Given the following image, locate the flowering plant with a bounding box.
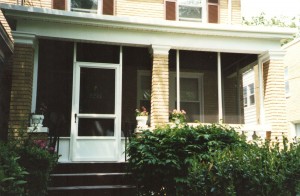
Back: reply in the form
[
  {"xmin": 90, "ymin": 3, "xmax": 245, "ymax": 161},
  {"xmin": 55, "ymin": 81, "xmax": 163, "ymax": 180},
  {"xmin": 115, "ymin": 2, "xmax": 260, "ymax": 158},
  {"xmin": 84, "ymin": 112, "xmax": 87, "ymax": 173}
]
[
  {"xmin": 135, "ymin": 106, "xmax": 148, "ymax": 116},
  {"xmin": 170, "ymin": 109, "xmax": 186, "ymax": 123}
]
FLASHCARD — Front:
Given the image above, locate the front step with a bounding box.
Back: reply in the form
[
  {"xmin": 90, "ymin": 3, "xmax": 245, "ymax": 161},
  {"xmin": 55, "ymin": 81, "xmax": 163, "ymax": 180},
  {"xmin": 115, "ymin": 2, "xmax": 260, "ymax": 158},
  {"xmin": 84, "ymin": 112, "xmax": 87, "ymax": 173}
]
[{"xmin": 47, "ymin": 162, "xmax": 137, "ymax": 196}]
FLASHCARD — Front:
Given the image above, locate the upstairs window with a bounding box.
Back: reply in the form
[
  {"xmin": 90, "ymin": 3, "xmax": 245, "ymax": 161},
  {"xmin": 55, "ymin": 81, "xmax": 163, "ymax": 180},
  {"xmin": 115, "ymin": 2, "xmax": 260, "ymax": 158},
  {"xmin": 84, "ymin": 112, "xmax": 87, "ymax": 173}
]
[
  {"xmin": 178, "ymin": 0, "xmax": 203, "ymax": 22},
  {"xmin": 70, "ymin": 0, "xmax": 114, "ymax": 15}
]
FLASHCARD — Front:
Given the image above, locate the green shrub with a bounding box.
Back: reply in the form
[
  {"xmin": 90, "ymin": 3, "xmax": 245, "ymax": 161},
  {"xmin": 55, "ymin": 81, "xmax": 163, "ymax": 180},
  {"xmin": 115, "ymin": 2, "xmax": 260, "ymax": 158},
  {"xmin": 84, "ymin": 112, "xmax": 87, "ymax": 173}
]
[
  {"xmin": 127, "ymin": 124, "xmax": 300, "ymax": 195},
  {"xmin": 127, "ymin": 124, "xmax": 246, "ymax": 195},
  {"xmin": 18, "ymin": 139, "xmax": 59, "ymax": 196},
  {"xmin": 0, "ymin": 142, "xmax": 27, "ymax": 195},
  {"xmin": 187, "ymin": 138, "xmax": 300, "ymax": 196}
]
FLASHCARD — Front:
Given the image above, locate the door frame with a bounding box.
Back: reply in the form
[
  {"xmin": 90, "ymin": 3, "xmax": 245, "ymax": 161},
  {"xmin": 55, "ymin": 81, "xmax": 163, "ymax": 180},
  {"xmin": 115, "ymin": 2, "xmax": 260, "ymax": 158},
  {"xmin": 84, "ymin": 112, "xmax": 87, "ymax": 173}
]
[{"xmin": 70, "ymin": 61, "xmax": 122, "ymax": 161}]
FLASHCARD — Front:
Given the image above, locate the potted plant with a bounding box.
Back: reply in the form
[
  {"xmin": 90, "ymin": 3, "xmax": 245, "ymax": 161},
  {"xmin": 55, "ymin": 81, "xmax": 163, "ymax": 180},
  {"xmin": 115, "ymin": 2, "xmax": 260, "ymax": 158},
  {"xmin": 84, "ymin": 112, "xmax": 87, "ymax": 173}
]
[
  {"xmin": 170, "ymin": 109, "xmax": 186, "ymax": 124},
  {"xmin": 135, "ymin": 106, "xmax": 149, "ymax": 128},
  {"xmin": 30, "ymin": 102, "xmax": 47, "ymax": 127}
]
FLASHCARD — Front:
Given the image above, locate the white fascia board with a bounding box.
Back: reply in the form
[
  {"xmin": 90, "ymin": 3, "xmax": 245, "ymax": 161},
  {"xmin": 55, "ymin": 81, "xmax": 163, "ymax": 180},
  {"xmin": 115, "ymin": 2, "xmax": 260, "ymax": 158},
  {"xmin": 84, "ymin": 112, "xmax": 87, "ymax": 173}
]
[
  {"xmin": 0, "ymin": 4, "xmax": 297, "ymax": 54},
  {"xmin": 1, "ymin": 3, "xmax": 296, "ymax": 40}
]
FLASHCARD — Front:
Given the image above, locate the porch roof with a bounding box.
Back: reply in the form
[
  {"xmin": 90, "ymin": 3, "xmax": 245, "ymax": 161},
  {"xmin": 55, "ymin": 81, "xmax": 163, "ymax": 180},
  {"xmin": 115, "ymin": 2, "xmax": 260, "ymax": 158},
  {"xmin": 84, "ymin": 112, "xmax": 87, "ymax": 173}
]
[{"xmin": 0, "ymin": 3, "xmax": 297, "ymax": 54}]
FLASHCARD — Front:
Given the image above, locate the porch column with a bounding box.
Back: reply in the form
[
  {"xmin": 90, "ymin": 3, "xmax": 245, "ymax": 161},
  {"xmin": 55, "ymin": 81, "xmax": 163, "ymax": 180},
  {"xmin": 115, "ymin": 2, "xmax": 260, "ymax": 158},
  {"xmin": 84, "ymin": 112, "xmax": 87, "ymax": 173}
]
[
  {"xmin": 8, "ymin": 32, "xmax": 36, "ymax": 139},
  {"xmin": 259, "ymin": 50, "xmax": 287, "ymax": 140},
  {"xmin": 150, "ymin": 45, "xmax": 170, "ymax": 128}
]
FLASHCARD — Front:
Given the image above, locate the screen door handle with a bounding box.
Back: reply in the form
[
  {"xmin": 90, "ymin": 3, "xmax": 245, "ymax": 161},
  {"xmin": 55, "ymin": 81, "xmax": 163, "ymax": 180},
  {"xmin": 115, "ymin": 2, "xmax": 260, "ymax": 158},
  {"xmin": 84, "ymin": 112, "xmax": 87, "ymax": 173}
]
[{"xmin": 74, "ymin": 113, "xmax": 77, "ymax": 123}]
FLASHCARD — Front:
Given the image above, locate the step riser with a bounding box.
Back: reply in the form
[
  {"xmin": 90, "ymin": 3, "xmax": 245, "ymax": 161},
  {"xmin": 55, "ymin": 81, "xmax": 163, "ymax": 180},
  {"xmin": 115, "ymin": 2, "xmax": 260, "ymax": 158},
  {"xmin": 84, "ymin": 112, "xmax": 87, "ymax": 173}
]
[
  {"xmin": 48, "ymin": 163, "xmax": 136, "ymax": 195},
  {"xmin": 48, "ymin": 188, "xmax": 137, "ymax": 196},
  {"xmin": 50, "ymin": 174, "xmax": 134, "ymax": 186},
  {"xmin": 53, "ymin": 163, "xmax": 127, "ymax": 174}
]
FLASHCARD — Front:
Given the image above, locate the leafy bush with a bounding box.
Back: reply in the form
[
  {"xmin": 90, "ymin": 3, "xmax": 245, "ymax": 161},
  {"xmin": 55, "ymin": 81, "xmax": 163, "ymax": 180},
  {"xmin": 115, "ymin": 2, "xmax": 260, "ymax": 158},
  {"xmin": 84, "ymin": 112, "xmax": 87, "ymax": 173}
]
[
  {"xmin": 184, "ymin": 138, "xmax": 300, "ymax": 195},
  {"xmin": 127, "ymin": 124, "xmax": 246, "ymax": 195},
  {"xmin": 18, "ymin": 139, "xmax": 59, "ymax": 196},
  {"xmin": 0, "ymin": 142, "xmax": 27, "ymax": 195},
  {"xmin": 127, "ymin": 124, "xmax": 300, "ymax": 195}
]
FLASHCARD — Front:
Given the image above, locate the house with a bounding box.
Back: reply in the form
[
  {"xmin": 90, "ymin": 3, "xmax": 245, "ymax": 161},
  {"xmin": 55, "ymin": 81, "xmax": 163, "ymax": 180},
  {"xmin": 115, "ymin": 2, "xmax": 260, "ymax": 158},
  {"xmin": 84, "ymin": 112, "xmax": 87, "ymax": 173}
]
[
  {"xmin": 283, "ymin": 38, "xmax": 300, "ymax": 138},
  {"xmin": 0, "ymin": 0, "xmax": 296, "ymax": 162}
]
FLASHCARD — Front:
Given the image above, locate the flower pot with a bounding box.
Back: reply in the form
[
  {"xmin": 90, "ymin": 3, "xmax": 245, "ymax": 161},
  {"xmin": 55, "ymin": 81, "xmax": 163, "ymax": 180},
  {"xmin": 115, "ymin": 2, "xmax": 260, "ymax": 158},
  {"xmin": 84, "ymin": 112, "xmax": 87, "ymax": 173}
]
[
  {"xmin": 136, "ymin": 116, "xmax": 148, "ymax": 127},
  {"xmin": 31, "ymin": 114, "xmax": 44, "ymax": 127}
]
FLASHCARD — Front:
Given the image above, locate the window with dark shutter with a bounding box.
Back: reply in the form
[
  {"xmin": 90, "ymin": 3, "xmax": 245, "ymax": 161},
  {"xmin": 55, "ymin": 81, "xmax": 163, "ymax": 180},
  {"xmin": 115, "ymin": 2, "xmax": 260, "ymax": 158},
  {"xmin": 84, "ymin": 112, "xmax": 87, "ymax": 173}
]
[
  {"xmin": 53, "ymin": 0, "xmax": 66, "ymax": 10},
  {"xmin": 208, "ymin": 0, "xmax": 219, "ymax": 23},
  {"xmin": 166, "ymin": 1, "xmax": 176, "ymax": 21},
  {"xmin": 103, "ymin": 0, "xmax": 114, "ymax": 15}
]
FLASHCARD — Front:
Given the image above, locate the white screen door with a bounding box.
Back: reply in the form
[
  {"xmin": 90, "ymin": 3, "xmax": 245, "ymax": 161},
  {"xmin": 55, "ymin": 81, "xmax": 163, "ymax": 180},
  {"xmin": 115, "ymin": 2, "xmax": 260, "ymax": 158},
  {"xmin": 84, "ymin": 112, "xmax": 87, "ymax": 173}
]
[{"xmin": 71, "ymin": 62, "xmax": 121, "ymax": 161}]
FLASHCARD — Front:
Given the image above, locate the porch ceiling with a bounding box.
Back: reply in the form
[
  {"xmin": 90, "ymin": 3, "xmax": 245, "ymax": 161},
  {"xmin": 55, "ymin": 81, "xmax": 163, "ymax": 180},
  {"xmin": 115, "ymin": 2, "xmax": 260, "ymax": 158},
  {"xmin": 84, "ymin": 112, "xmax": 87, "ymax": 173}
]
[{"xmin": 0, "ymin": 4, "xmax": 297, "ymax": 54}]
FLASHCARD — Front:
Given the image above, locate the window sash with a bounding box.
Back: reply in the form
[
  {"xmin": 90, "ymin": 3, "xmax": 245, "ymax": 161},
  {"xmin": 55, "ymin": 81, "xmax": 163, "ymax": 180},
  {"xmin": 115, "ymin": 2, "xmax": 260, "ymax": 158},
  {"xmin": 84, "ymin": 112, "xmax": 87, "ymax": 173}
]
[{"xmin": 178, "ymin": 0, "xmax": 203, "ymax": 21}]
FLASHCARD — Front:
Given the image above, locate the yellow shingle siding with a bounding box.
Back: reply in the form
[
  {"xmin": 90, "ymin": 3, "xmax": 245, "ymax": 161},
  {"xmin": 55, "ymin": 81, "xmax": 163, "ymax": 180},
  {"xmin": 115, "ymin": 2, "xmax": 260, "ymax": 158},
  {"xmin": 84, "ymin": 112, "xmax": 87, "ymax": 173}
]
[
  {"xmin": 285, "ymin": 40, "xmax": 300, "ymax": 123},
  {"xmin": 116, "ymin": 0, "xmax": 164, "ymax": 19}
]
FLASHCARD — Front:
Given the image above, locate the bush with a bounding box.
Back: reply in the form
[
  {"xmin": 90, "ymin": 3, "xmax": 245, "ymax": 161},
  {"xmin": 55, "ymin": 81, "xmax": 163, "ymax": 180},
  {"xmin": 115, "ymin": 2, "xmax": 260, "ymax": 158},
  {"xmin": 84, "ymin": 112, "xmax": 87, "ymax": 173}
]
[
  {"xmin": 127, "ymin": 124, "xmax": 246, "ymax": 195},
  {"xmin": 186, "ymin": 138, "xmax": 300, "ymax": 196},
  {"xmin": 127, "ymin": 124, "xmax": 300, "ymax": 195},
  {"xmin": 0, "ymin": 142, "xmax": 27, "ymax": 195},
  {"xmin": 18, "ymin": 139, "xmax": 59, "ymax": 196}
]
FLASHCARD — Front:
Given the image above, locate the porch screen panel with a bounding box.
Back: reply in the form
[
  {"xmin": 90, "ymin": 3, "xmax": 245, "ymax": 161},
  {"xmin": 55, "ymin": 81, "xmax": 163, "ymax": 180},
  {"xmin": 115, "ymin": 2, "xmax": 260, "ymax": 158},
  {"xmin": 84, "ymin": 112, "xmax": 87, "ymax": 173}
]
[
  {"xmin": 36, "ymin": 39, "xmax": 74, "ymax": 137},
  {"xmin": 221, "ymin": 53, "xmax": 257, "ymax": 124},
  {"xmin": 78, "ymin": 118, "xmax": 114, "ymax": 136},
  {"xmin": 77, "ymin": 43, "xmax": 119, "ymax": 64},
  {"xmin": 169, "ymin": 50, "xmax": 219, "ymax": 123},
  {"xmin": 79, "ymin": 68, "xmax": 115, "ymax": 114}
]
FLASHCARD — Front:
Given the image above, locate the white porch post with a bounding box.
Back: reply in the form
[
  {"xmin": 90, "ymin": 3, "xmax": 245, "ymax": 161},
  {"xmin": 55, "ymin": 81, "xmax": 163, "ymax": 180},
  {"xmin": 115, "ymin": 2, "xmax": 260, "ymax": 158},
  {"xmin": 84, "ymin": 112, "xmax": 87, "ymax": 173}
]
[{"xmin": 217, "ymin": 52, "xmax": 223, "ymax": 123}]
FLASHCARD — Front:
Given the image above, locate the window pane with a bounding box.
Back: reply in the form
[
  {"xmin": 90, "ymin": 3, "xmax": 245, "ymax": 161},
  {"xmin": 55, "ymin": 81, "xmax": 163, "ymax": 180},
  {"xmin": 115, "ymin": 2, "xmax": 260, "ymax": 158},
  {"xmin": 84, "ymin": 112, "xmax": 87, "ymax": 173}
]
[
  {"xmin": 71, "ymin": 0, "xmax": 98, "ymax": 13},
  {"xmin": 250, "ymin": 95, "xmax": 255, "ymax": 105},
  {"xmin": 78, "ymin": 118, "xmax": 114, "ymax": 136},
  {"xmin": 249, "ymin": 83, "xmax": 254, "ymax": 94},
  {"xmin": 79, "ymin": 68, "xmax": 115, "ymax": 114},
  {"xmin": 180, "ymin": 78, "xmax": 199, "ymax": 101},
  {"xmin": 179, "ymin": 6, "xmax": 202, "ymax": 19},
  {"xmin": 140, "ymin": 76, "xmax": 151, "ymax": 100}
]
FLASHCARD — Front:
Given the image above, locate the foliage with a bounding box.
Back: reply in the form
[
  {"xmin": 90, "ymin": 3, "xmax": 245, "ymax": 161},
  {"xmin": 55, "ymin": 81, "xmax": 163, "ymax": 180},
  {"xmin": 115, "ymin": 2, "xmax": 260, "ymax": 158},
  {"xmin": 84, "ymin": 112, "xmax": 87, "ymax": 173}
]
[
  {"xmin": 242, "ymin": 12, "xmax": 300, "ymax": 44},
  {"xmin": 186, "ymin": 137, "xmax": 300, "ymax": 196},
  {"xmin": 169, "ymin": 109, "xmax": 187, "ymax": 124},
  {"xmin": 135, "ymin": 106, "xmax": 148, "ymax": 116},
  {"xmin": 0, "ymin": 142, "xmax": 28, "ymax": 195},
  {"xmin": 126, "ymin": 124, "xmax": 245, "ymax": 195},
  {"xmin": 127, "ymin": 124, "xmax": 300, "ymax": 195},
  {"xmin": 18, "ymin": 139, "xmax": 59, "ymax": 196}
]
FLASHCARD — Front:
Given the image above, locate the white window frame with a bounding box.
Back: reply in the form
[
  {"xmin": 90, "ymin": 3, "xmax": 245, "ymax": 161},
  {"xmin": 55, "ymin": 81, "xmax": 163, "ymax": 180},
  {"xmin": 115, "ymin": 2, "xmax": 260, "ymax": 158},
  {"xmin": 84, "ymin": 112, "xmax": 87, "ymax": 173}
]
[
  {"xmin": 178, "ymin": 0, "xmax": 207, "ymax": 22},
  {"xmin": 68, "ymin": 0, "xmax": 103, "ymax": 14},
  {"xmin": 243, "ymin": 83, "xmax": 255, "ymax": 108},
  {"xmin": 170, "ymin": 71, "xmax": 204, "ymax": 122}
]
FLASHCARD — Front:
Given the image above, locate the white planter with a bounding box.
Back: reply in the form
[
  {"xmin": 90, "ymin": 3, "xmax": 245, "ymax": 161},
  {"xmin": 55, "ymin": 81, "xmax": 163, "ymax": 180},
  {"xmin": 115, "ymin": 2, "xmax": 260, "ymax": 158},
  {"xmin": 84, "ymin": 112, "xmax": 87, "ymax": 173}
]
[
  {"xmin": 30, "ymin": 114, "xmax": 44, "ymax": 127},
  {"xmin": 136, "ymin": 116, "xmax": 148, "ymax": 127}
]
